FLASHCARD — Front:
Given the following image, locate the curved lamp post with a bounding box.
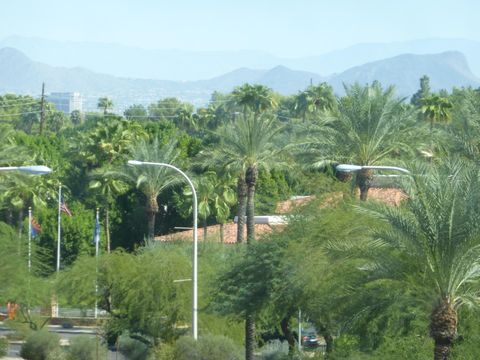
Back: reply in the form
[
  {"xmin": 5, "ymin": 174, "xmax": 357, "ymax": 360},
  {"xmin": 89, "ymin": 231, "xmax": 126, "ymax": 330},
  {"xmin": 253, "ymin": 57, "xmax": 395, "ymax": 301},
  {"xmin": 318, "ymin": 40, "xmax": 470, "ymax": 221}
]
[{"xmin": 128, "ymin": 160, "xmax": 198, "ymax": 340}]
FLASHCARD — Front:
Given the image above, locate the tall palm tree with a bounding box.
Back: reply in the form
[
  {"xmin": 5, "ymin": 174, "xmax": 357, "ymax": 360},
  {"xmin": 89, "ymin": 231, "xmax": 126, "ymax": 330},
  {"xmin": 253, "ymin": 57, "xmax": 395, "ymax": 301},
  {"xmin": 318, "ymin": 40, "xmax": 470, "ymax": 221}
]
[
  {"xmin": 303, "ymin": 82, "xmax": 416, "ymax": 200},
  {"xmin": 107, "ymin": 138, "xmax": 181, "ymax": 239},
  {"xmin": 356, "ymin": 160, "xmax": 480, "ymax": 359},
  {"xmin": 203, "ymin": 113, "xmax": 289, "ymax": 360}
]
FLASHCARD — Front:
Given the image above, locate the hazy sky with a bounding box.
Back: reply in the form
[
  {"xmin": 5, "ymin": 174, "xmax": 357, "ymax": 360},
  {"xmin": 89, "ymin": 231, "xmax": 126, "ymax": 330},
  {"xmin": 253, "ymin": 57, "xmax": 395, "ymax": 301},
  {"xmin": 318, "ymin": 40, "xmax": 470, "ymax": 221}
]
[{"xmin": 0, "ymin": 0, "xmax": 478, "ymax": 56}]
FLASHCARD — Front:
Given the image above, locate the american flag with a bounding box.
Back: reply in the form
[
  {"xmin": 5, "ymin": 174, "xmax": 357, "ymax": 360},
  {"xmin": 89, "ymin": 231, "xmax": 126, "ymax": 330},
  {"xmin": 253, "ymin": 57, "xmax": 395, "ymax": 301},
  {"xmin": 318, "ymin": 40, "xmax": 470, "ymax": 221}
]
[
  {"xmin": 31, "ymin": 218, "xmax": 41, "ymax": 237},
  {"xmin": 60, "ymin": 196, "xmax": 72, "ymax": 216}
]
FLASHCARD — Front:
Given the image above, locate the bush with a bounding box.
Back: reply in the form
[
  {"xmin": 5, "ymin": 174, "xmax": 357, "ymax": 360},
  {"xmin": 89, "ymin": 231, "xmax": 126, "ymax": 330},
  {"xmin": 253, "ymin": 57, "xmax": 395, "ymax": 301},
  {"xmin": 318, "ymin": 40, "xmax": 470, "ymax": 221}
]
[
  {"xmin": 117, "ymin": 334, "xmax": 150, "ymax": 360},
  {"xmin": 173, "ymin": 335, "xmax": 242, "ymax": 360},
  {"xmin": 67, "ymin": 336, "xmax": 107, "ymax": 360},
  {"xmin": 257, "ymin": 340, "xmax": 289, "ymax": 360},
  {"xmin": 0, "ymin": 336, "xmax": 8, "ymax": 357},
  {"xmin": 20, "ymin": 331, "xmax": 61, "ymax": 360}
]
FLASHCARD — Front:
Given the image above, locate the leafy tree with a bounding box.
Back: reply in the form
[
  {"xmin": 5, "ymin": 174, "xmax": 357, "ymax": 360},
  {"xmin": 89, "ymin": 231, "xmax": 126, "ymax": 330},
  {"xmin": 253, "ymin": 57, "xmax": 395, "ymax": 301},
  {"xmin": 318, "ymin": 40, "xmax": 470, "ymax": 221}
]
[
  {"xmin": 124, "ymin": 104, "xmax": 148, "ymax": 120},
  {"xmin": 411, "ymin": 75, "xmax": 432, "ymax": 106},
  {"xmin": 97, "ymin": 97, "xmax": 113, "ymax": 115},
  {"xmin": 69, "ymin": 110, "xmax": 83, "ymax": 126}
]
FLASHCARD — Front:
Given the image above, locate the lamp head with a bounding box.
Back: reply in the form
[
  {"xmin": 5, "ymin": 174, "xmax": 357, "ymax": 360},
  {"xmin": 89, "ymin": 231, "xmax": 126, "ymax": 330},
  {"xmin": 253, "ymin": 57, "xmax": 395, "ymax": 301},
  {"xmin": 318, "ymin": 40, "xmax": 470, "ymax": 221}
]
[
  {"xmin": 18, "ymin": 165, "xmax": 53, "ymax": 175},
  {"xmin": 336, "ymin": 164, "xmax": 363, "ymax": 172},
  {"xmin": 128, "ymin": 160, "xmax": 143, "ymax": 166}
]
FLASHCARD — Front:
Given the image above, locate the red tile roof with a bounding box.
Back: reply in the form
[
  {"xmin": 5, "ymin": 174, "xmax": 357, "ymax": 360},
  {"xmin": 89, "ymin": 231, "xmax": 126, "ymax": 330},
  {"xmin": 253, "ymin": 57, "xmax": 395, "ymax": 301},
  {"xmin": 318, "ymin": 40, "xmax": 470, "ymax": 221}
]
[{"xmin": 154, "ymin": 188, "xmax": 405, "ymax": 244}]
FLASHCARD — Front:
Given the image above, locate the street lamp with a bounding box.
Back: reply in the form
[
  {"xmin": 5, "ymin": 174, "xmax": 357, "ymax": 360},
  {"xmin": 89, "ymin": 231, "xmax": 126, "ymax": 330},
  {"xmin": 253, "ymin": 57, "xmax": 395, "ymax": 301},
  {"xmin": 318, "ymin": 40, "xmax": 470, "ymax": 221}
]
[
  {"xmin": 336, "ymin": 164, "xmax": 410, "ymax": 174},
  {"xmin": 127, "ymin": 160, "xmax": 198, "ymax": 340},
  {"xmin": 0, "ymin": 165, "xmax": 53, "ymax": 175}
]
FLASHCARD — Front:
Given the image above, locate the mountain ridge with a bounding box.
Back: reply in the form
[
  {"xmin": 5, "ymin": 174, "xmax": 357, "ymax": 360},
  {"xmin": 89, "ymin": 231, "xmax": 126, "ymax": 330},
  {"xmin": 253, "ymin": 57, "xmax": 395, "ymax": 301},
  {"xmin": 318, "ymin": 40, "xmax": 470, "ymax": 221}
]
[{"xmin": 0, "ymin": 47, "xmax": 478, "ymax": 109}]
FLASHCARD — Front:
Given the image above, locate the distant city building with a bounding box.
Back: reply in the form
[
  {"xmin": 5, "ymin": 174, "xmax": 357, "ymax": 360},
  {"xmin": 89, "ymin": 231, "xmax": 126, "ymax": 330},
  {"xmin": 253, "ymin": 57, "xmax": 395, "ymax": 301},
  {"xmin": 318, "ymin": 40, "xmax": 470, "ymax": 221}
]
[{"xmin": 48, "ymin": 92, "xmax": 83, "ymax": 114}]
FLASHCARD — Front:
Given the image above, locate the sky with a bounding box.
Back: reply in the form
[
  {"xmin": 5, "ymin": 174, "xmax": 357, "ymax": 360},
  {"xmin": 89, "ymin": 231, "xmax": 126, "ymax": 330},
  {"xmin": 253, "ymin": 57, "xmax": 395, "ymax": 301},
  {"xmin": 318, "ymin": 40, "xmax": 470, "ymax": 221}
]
[{"xmin": 0, "ymin": 0, "xmax": 478, "ymax": 57}]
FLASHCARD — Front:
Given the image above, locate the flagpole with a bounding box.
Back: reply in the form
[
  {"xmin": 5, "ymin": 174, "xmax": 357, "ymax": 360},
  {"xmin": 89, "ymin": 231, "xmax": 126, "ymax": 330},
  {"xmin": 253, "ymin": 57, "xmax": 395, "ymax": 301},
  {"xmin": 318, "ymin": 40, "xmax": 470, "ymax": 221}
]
[
  {"xmin": 57, "ymin": 184, "xmax": 62, "ymax": 273},
  {"xmin": 53, "ymin": 184, "xmax": 62, "ymax": 319},
  {"xmin": 95, "ymin": 208, "xmax": 99, "ymax": 319},
  {"xmin": 28, "ymin": 207, "xmax": 32, "ymax": 273}
]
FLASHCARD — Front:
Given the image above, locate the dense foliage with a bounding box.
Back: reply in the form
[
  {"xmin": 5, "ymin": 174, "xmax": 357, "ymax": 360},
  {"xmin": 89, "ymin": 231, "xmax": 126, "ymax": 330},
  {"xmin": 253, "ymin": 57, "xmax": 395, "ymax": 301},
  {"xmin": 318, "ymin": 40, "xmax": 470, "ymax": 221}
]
[{"xmin": 1, "ymin": 78, "xmax": 480, "ymax": 359}]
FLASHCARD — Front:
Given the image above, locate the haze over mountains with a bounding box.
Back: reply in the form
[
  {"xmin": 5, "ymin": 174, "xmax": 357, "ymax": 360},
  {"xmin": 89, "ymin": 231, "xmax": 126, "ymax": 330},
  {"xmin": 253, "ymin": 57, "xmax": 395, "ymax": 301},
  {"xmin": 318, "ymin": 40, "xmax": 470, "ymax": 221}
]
[
  {"xmin": 0, "ymin": 37, "xmax": 479, "ymax": 109},
  {"xmin": 2, "ymin": 36, "xmax": 480, "ymax": 81}
]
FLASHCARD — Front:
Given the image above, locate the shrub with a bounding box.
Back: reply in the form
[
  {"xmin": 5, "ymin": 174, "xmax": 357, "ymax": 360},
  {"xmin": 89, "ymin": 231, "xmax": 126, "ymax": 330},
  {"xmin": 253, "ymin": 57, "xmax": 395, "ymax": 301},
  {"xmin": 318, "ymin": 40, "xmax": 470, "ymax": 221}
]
[
  {"xmin": 67, "ymin": 336, "xmax": 107, "ymax": 360},
  {"xmin": 257, "ymin": 340, "xmax": 289, "ymax": 360},
  {"xmin": 173, "ymin": 335, "xmax": 242, "ymax": 360},
  {"xmin": 0, "ymin": 336, "xmax": 8, "ymax": 357},
  {"xmin": 20, "ymin": 331, "xmax": 61, "ymax": 360},
  {"xmin": 117, "ymin": 334, "xmax": 150, "ymax": 360}
]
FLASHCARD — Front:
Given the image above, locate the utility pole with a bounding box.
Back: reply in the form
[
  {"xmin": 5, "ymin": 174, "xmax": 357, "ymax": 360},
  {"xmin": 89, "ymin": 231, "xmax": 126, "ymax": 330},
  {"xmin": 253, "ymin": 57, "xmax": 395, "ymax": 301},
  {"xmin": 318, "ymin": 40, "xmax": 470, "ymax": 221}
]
[{"xmin": 39, "ymin": 82, "xmax": 45, "ymax": 135}]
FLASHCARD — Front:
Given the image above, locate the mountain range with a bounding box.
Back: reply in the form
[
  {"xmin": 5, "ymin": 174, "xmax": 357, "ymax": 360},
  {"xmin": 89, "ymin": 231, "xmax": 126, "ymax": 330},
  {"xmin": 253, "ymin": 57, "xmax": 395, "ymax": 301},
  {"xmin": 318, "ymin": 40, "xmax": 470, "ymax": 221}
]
[
  {"xmin": 0, "ymin": 46, "xmax": 479, "ymax": 110},
  {"xmin": 2, "ymin": 36, "xmax": 480, "ymax": 81}
]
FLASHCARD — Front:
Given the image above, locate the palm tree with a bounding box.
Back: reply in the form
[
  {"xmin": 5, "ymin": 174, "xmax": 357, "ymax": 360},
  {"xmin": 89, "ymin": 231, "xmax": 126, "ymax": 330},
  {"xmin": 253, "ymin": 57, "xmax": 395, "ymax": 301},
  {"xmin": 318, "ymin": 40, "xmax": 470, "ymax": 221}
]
[
  {"xmin": 203, "ymin": 113, "xmax": 289, "ymax": 360},
  {"xmin": 107, "ymin": 138, "xmax": 181, "ymax": 239},
  {"xmin": 89, "ymin": 167, "xmax": 129, "ymax": 252},
  {"xmin": 356, "ymin": 159, "xmax": 480, "ymax": 359},
  {"xmin": 97, "ymin": 97, "xmax": 113, "ymax": 115},
  {"xmin": 421, "ymin": 95, "xmax": 453, "ymax": 132},
  {"xmin": 293, "ymin": 82, "xmax": 336, "ymax": 122},
  {"xmin": 231, "ymin": 83, "xmax": 278, "ymax": 120},
  {"xmin": 176, "ymin": 171, "xmax": 236, "ymax": 242},
  {"xmin": 303, "ymin": 82, "xmax": 416, "ymax": 200}
]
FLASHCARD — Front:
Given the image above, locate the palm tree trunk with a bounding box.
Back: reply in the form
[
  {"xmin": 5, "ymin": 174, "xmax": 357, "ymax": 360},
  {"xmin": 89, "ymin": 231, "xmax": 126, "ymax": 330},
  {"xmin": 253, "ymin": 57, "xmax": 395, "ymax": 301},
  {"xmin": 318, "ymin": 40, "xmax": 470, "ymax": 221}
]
[
  {"xmin": 203, "ymin": 218, "xmax": 207, "ymax": 242},
  {"xmin": 219, "ymin": 223, "xmax": 225, "ymax": 243},
  {"xmin": 280, "ymin": 316, "xmax": 295, "ymax": 353},
  {"xmin": 357, "ymin": 169, "xmax": 373, "ymax": 201},
  {"xmin": 246, "ymin": 166, "xmax": 257, "ymax": 244},
  {"xmin": 236, "ymin": 176, "xmax": 247, "ymax": 243},
  {"xmin": 245, "ymin": 311, "xmax": 255, "ymax": 360},
  {"xmin": 430, "ymin": 300, "xmax": 457, "ymax": 360},
  {"xmin": 146, "ymin": 195, "xmax": 159, "ymax": 239}
]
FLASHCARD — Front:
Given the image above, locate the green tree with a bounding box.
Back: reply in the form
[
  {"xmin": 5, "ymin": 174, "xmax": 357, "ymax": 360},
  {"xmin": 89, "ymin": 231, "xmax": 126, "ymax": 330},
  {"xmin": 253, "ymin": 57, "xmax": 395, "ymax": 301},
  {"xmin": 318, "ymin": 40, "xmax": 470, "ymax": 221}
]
[
  {"xmin": 355, "ymin": 160, "xmax": 480, "ymax": 359},
  {"xmin": 411, "ymin": 75, "xmax": 432, "ymax": 107},
  {"xmin": 89, "ymin": 167, "xmax": 129, "ymax": 252},
  {"xmin": 231, "ymin": 83, "xmax": 278, "ymax": 120},
  {"xmin": 97, "ymin": 97, "xmax": 113, "ymax": 115},
  {"xmin": 206, "ymin": 113, "xmax": 289, "ymax": 360},
  {"xmin": 293, "ymin": 82, "xmax": 336, "ymax": 122},
  {"xmin": 303, "ymin": 82, "xmax": 415, "ymax": 200},
  {"xmin": 175, "ymin": 171, "xmax": 236, "ymax": 242},
  {"xmin": 421, "ymin": 95, "xmax": 453, "ymax": 132},
  {"xmin": 107, "ymin": 138, "xmax": 181, "ymax": 239},
  {"xmin": 124, "ymin": 104, "xmax": 148, "ymax": 120}
]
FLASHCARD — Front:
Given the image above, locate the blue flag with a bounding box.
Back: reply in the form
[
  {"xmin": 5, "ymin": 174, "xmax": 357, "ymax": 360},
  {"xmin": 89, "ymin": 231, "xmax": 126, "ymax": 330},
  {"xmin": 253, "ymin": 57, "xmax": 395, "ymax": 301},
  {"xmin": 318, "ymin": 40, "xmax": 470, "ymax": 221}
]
[{"xmin": 93, "ymin": 217, "xmax": 101, "ymax": 245}]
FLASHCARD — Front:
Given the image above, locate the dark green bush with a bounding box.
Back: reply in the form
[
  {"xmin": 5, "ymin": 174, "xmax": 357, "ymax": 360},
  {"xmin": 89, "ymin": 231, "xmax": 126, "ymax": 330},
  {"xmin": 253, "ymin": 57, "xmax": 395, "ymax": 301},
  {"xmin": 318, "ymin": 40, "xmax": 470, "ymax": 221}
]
[
  {"xmin": 67, "ymin": 336, "xmax": 107, "ymax": 360},
  {"xmin": 117, "ymin": 334, "xmax": 150, "ymax": 360},
  {"xmin": 173, "ymin": 335, "xmax": 242, "ymax": 360},
  {"xmin": 0, "ymin": 336, "xmax": 8, "ymax": 357},
  {"xmin": 20, "ymin": 331, "xmax": 61, "ymax": 360}
]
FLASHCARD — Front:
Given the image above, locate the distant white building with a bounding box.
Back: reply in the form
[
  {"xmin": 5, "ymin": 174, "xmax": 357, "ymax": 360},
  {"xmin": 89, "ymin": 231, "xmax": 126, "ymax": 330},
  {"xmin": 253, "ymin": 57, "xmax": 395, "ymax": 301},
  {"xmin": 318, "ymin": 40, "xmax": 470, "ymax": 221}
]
[{"xmin": 48, "ymin": 92, "xmax": 83, "ymax": 114}]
